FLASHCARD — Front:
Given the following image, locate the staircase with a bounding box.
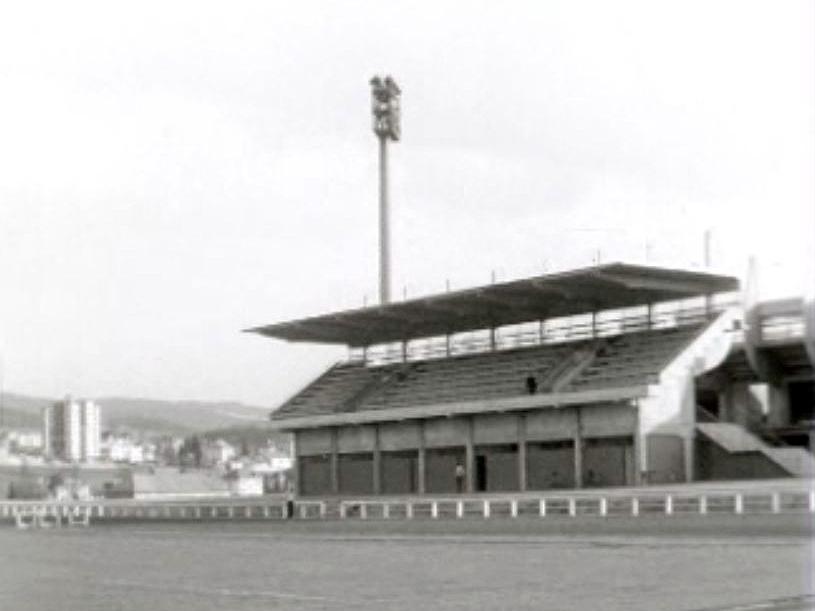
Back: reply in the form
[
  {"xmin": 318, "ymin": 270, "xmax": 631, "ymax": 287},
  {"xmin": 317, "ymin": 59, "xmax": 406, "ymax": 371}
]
[{"xmin": 697, "ymin": 422, "xmax": 815, "ymax": 478}]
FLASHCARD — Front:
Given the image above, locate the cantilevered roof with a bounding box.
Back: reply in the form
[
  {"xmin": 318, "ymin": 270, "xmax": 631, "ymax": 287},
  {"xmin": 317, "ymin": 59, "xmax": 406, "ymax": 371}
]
[{"xmin": 246, "ymin": 263, "xmax": 738, "ymax": 347}]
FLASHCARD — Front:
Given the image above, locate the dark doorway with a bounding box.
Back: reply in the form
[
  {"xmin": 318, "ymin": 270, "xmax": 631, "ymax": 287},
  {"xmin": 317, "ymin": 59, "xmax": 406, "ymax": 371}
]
[
  {"xmin": 696, "ymin": 388, "xmax": 720, "ymax": 419},
  {"xmin": 475, "ymin": 455, "xmax": 487, "ymax": 492},
  {"xmin": 475, "ymin": 444, "xmax": 519, "ymax": 492},
  {"xmin": 789, "ymin": 380, "xmax": 815, "ymax": 424}
]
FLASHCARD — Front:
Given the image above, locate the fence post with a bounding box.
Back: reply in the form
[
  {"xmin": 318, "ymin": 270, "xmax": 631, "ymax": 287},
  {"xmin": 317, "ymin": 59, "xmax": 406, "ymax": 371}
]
[
  {"xmin": 300, "ymin": 504, "xmax": 308, "ymax": 519},
  {"xmin": 599, "ymin": 497, "xmax": 607, "ymax": 517},
  {"xmin": 431, "ymin": 501, "xmax": 438, "ymax": 519},
  {"xmin": 809, "ymin": 491, "xmax": 815, "ymax": 514},
  {"xmin": 383, "ymin": 503, "xmax": 390, "ymax": 520},
  {"xmin": 699, "ymin": 495, "xmax": 707, "ymax": 515},
  {"xmin": 771, "ymin": 492, "xmax": 780, "ymax": 514},
  {"xmin": 360, "ymin": 503, "xmax": 368, "ymax": 520},
  {"xmin": 456, "ymin": 501, "xmax": 464, "ymax": 519},
  {"xmin": 539, "ymin": 499, "xmax": 547, "ymax": 517},
  {"xmin": 406, "ymin": 502, "xmax": 413, "ymax": 519},
  {"xmin": 510, "ymin": 500, "xmax": 518, "ymax": 518},
  {"xmin": 665, "ymin": 495, "xmax": 673, "ymax": 516},
  {"xmin": 631, "ymin": 497, "xmax": 639, "ymax": 516},
  {"xmin": 483, "ymin": 500, "xmax": 491, "ymax": 518},
  {"xmin": 568, "ymin": 497, "xmax": 576, "ymax": 517},
  {"xmin": 339, "ymin": 503, "xmax": 346, "ymax": 519},
  {"xmin": 734, "ymin": 493, "xmax": 743, "ymax": 515}
]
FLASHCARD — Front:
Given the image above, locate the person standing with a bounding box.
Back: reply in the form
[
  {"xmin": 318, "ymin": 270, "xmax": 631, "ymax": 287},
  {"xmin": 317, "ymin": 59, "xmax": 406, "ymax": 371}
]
[{"xmin": 454, "ymin": 462, "xmax": 466, "ymax": 493}]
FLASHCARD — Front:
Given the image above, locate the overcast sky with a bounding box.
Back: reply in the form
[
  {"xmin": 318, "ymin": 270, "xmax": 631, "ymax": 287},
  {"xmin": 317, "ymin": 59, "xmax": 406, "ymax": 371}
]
[{"xmin": 1, "ymin": 0, "xmax": 812, "ymax": 407}]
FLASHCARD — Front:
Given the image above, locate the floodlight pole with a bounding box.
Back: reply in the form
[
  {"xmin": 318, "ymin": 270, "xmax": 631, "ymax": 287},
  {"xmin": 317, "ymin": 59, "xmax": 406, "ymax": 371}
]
[
  {"xmin": 370, "ymin": 75, "xmax": 401, "ymax": 305},
  {"xmin": 378, "ymin": 133, "xmax": 390, "ymax": 304}
]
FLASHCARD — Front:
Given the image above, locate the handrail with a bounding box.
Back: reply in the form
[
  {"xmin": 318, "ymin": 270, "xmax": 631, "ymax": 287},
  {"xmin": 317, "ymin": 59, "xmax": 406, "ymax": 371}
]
[
  {"xmin": 3, "ymin": 479, "xmax": 813, "ymax": 527},
  {"xmin": 355, "ymin": 302, "xmax": 733, "ymax": 367}
]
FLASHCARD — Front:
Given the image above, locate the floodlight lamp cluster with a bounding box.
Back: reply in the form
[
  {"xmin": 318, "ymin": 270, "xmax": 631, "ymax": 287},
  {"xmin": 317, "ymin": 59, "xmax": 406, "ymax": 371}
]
[{"xmin": 370, "ymin": 75, "xmax": 401, "ymax": 141}]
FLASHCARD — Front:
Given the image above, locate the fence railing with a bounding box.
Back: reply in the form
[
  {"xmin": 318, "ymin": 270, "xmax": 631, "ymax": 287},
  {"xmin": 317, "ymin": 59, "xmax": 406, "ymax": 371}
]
[
  {"xmin": 4, "ymin": 481, "xmax": 812, "ymax": 528},
  {"xmin": 352, "ymin": 299, "xmax": 737, "ymax": 367}
]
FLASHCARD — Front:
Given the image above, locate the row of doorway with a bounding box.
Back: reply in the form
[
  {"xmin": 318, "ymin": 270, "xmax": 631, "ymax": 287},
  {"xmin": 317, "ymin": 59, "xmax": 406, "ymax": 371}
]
[{"xmin": 298, "ymin": 437, "xmax": 634, "ymax": 496}]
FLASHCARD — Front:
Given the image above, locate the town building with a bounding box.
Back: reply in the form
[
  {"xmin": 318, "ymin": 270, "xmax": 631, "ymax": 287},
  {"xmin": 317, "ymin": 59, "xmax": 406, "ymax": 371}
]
[{"xmin": 42, "ymin": 397, "xmax": 101, "ymax": 462}]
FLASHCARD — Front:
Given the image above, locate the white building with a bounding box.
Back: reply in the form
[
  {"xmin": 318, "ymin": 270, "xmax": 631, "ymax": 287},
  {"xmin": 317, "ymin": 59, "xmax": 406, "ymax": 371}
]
[{"xmin": 43, "ymin": 397, "xmax": 101, "ymax": 462}]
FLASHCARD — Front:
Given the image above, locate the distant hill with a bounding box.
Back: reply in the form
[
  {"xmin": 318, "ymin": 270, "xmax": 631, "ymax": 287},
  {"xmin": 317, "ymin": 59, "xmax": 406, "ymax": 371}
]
[
  {"xmin": 0, "ymin": 406, "xmax": 40, "ymax": 429},
  {"xmin": 0, "ymin": 392, "xmax": 271, "ymax": 436}
]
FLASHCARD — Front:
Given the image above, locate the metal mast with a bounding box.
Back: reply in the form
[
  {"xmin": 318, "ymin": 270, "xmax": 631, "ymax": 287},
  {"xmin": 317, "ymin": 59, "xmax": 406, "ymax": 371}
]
[{"xmin": 370, "ymin": 75, "xmax": 401, "ymax": 305}]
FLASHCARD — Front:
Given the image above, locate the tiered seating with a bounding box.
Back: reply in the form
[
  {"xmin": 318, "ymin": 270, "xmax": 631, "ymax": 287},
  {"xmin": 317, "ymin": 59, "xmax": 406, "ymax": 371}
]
[
  {"xmin": 274, "ymin": 363, "xmax": 379, "ymax": 418},
  {"xmin": 355, "ymin": 342, "xmax": 584, "ymax": 411},
  {"xmin": 566, "ymin": 324, "xmax": 704, "ymax": 390},
  {"xmin": 275, "ymin": 323, "xmax": 709, "ymax": 418}
]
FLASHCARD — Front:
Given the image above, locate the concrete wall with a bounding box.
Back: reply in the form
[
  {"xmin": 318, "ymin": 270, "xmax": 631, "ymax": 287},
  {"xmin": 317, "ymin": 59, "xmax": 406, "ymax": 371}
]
[
  {"xmin": 297, "ymin": 429, "xmax": 333, "ymax": 456},
  {"xmin": 526, "ymin": 441, "xmax": 575, "ymax": 490},
  {"xmin": 299, "ymin": 454, "xmax": 331, "ymax": 496},
  {"xmin": 526, "ymin": 409, "xmax": 576, "ymax": 441},
  {"xmin": 336, "ymin": 426, "xmax": 376, "ymax": 453},
  {"xmin": 645, "ymin": 434, "xmax": 684, "ymax": 484},
  {"xmin": 695, "ymin": 439, "xmax": 789, "ymax": 481},
  {"xmin": 379, "ymin": 422, "xmax": 421, "ymax": 451},
  {"xmin": 475, "ymin": 444, "xmax": 518, "ymax": 492},
  {"xmin": 337, "ymin": 452, "xmax": 373, "ymax": 495},
  {"xmin": 583, "ymin": 436, "xmax": 634, "ymax": 487},
  {"xmin": 294, "ymin": 403, "xmax": 639, "ymax": 496},
  {"xmin": 425, "ymin": 447, "xmax": 466, "ymax": 493},
  {"xmin": 424, "ymin": 418, "xmax": 469, "ymax": 449},
  {"xmin": 381, "ymin": 450, "xmax": 418, "ymax": 494}
]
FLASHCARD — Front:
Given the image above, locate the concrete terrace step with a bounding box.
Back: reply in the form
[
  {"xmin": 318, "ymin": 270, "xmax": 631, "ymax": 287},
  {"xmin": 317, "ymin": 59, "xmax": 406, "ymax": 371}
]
[{"xmin": 697, "ymin": 422, "xmax": 815, "ymax": 478}]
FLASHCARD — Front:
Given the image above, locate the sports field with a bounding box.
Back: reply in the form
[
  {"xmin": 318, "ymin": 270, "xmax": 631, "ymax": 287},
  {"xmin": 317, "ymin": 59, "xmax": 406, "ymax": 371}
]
[{"xmin": 1, "ymin": 516, "xmax": 813, "ymax": 611}]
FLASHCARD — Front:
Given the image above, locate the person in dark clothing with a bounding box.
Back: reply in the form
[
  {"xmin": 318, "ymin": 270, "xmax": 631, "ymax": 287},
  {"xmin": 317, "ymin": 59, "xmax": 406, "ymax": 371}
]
[{"xmin": 525, "ymin": 375, "xmax": 538, "ymax": 395}]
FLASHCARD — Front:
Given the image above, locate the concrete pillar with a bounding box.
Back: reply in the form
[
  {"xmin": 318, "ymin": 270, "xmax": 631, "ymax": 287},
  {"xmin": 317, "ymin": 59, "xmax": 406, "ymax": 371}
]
[
  {"xmin": 465, "ymin": 417, "xmax": 475, "ymax": 493},
  {"xmin": 372, "ymin": 425, "xmax": 382, "ymax": 494},
  {"xmin": 330, "ymin": 428, "xmax": 339, "ymax": 495},
  {"xmin": 291, "ymin": 433, "xmax": 300, "ymax": 496},
  {"xmin": 417, "ymin": 421, "xmax": 426, "ymax": 494},
  {"xmin": 574, "ymin": 407, "xmax": 584, "ymax": 488},
  {"xmin": 633, "ymin": 401, "xmax": 644, "ymax": 486},
  {"xmin": 683, "ymin": 431, "xmax": 695, "ymax": 483},
  {"xmin": 517, "ymin": 413, "xmax": 527, "ymax": 492}
]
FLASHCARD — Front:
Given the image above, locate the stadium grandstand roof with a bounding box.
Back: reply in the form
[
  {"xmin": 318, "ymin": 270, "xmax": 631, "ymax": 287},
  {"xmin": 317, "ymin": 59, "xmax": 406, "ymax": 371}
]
[{"xmin": 246, "ymin": 263, "xmax": 738, "ymax": 347}]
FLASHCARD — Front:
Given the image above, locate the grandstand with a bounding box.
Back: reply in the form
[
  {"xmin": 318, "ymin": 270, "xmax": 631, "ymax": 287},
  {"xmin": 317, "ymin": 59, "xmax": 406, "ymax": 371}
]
[{"xmin": 249, "ymin": 263, "xmax": 815, "ymax": 497}]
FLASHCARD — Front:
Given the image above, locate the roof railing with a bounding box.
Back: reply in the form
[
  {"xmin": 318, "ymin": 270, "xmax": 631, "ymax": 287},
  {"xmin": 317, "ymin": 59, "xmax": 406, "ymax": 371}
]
[{"xmin": 350, "ymin": 296, "xmax": 740, "ymax": 367}]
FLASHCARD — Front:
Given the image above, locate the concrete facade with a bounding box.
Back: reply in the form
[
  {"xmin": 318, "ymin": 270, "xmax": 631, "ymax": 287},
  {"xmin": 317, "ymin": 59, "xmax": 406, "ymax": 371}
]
[{"xmin": 295, "ymin": 402, "xmax": 640, "ymax": 496}]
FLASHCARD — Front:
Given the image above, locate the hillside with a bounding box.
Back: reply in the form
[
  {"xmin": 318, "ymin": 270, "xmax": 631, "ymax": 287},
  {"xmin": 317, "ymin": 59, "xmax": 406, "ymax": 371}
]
[{"xmin": 1, "ymin": 392, "xmax": 271, "ymax": 435}]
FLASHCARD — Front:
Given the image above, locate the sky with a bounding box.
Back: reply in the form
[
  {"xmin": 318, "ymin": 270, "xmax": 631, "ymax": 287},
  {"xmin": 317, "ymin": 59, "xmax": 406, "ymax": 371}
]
[{"xmin": 0, "ymin": 0, "xmax": 813, "ymax": 407}]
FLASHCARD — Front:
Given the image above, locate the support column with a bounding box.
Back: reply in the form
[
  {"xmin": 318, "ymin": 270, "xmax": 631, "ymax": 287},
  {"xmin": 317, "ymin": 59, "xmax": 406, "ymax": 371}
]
[
  {"xmin": 517, "ymin": 413, "xmax": 527, "ymax": 492},
  {"xmin": 291, "ymin": 433, "xmax": 300, "ymax": 496},
  {"xmin": 372, "ymin": 425, "xmax": 382, "ymax": 494},
  {"xmin": 417, "ymin": 421, "xmax": 426, "ymax": 494},
  {"xmin": 574, "ymin": 407, "xmax": 584, "ymax": 488},
  {"xmin": 633, "ymin": 401, "xmax": 644, "ymax": 486},
  {"xmin": 683, "ymin": 431, "xmax": 695, "ymax": 483},
  {"xmin": 465, "ymin": 417, "xmax": 475, "ymax": 493},
  {"xmin": 330, "ymin": 428, "xmax": 339, "ymax": 495}
]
